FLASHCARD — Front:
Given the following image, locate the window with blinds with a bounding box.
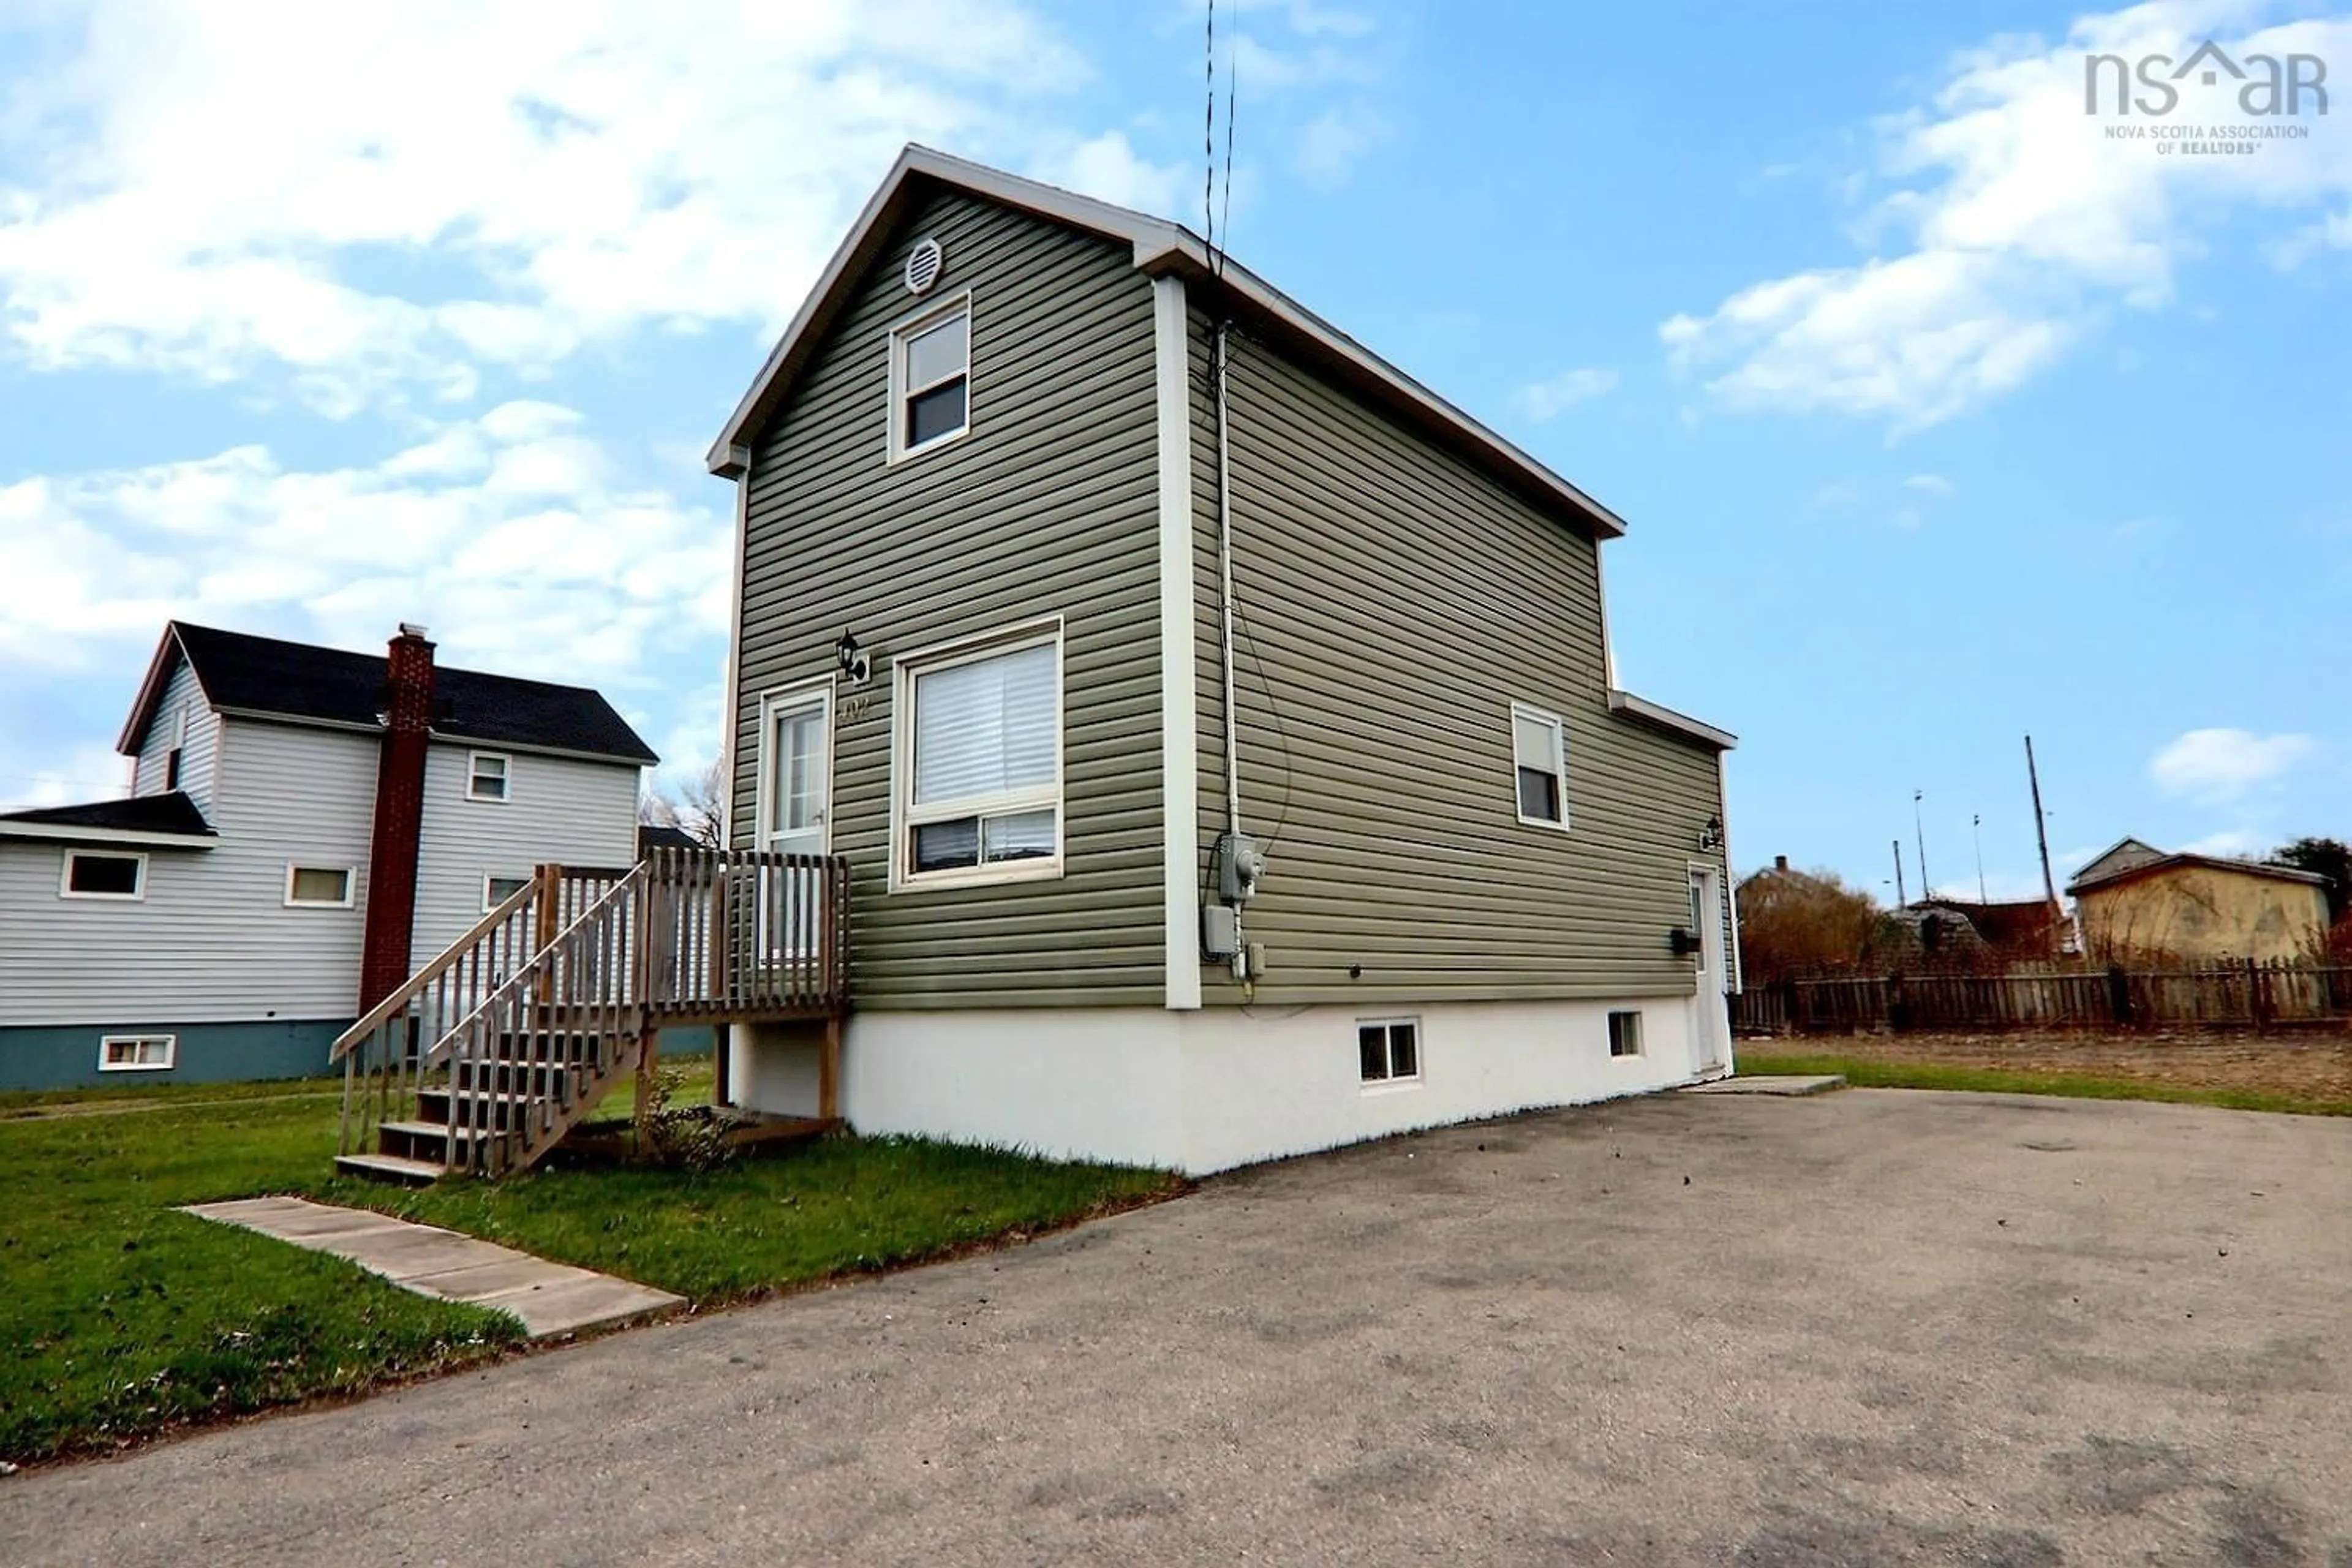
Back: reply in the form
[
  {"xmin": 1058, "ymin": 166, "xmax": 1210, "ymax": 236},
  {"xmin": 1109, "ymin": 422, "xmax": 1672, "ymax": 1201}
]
[
  {"xmin": 895, "ymin": 627, "xmax": 1062, "ymax": 886},
  {"xmin": 1511, "ymin": 703, "xmax": 1569, "ymax": 828}
]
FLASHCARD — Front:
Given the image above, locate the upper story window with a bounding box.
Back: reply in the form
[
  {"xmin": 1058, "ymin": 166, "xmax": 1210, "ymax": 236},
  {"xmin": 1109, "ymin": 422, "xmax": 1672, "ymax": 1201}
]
[
  {"xmin": 467, "ymin": 752, "xmax": 511, "ymax": 802},
  {"xmin": 888, "ymin": 295, "xmax": 971, "ymax": 463},
  {"xmin": 1511, "ymin": 703, "xmax": 1570, "ymax": 829},
  {"xmin": 285, "ymin": 865, "xmax": 355, "ymax": 907},
  {"xmin": 892, "ymin": 621, "xmax": 1061, "ymax": 889},
  {"xmin": 163, "ymin": 709, "xmax": 187, "ymax": 792},
  {"xmin": 61, "ymin": 849, "xmax": 146, "ymax": 900}
]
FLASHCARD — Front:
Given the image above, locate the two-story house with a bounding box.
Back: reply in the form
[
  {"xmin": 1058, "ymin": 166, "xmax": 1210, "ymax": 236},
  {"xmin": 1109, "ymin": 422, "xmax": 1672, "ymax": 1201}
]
[
  {"xmin": 0, "ymin": 622, "xmax": 656, "ymax": 1089},
  {"xmin": 702, "ymin": 147, "xmax": 1741, "ymax": 1174}
]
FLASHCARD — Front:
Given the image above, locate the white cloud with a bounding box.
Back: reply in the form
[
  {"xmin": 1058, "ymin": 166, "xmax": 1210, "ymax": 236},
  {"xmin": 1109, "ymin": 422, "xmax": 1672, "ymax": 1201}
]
[
  {"xmin": 1902, "ymin": 472, "xmax": 1956, "ymax": 497},
  {"xmin": 1890, "ymin": 506, "xmax": 1925, "ymax": 530},
  {"xmin": 1028, "ymin": 130, "xmax": 1188, "ymax": 216},
  {"xmin": 1810, "ymin": 478, "xmax": 1863, "ymax": 509},
  {"xmin": 0, "ymin": 744, "xmax": 132, "ymax": 813},
  {"xmin": 1662, "ymin": 3, "xmax": 2352, "ymax": 428},
  {"xmin": 2180, "ymin": 827, "xmax": 2269, "ymax": 857},
  {"xmin": 2150, "ymin": 726, "xmax": 2318, "ymax": 801},
  {"xmin": 0, "ymin": 407, "xmax": 729, "ymax": 695},
  {"xmin": 1510, "ymin": 366, "xmax": 1618, "ymax": 422},
  {"xmin": 0, "ymin": 1, "xmax": 1104, "ymax": 413},
  {"xmin": 1295, "ymin": 102, "xmax": 1389, "ymax": 182}
]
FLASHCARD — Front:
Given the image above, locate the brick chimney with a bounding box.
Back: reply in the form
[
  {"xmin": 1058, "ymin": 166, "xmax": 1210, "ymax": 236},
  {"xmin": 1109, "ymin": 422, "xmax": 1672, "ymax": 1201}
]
[
  {"xmin": 358, "ymin": 624, "xmax": 435, "ymax": 1012},
  {"xmin": 1774, "ymin": 854, "xmax": 1789, "ymax": 873}
]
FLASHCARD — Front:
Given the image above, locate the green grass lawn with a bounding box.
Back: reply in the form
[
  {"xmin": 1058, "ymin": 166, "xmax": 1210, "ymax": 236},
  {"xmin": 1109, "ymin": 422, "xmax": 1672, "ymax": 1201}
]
[
  {"xmin": 1737, "ymin": 1050, "xmax": 2352, "ymax": 1117},
  {"xmin": 2, "ymin": 1067, "xmax": 1178, "ymax": 1464}
]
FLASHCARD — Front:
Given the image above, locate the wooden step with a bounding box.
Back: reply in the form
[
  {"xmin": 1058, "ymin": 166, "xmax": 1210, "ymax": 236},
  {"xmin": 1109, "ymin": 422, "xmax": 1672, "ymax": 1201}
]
[
  {"xmin": 333, "ymin": 1152, "xmax": 446, "ymax": 1186},
  {"xmin": 415, "ymin": 1087, "xmax": 540, "ymax": 1131},
  {"xmin": 375, "ymin": 1118, "xmax": 492, "ymax": 1165}
]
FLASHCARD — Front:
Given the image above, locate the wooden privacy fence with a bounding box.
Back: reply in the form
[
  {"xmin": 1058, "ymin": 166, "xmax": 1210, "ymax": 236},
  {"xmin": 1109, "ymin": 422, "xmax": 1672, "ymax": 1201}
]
[{"xmin": 1734, "ymin": 959, "xmax": 2352, "ymax": 1036}]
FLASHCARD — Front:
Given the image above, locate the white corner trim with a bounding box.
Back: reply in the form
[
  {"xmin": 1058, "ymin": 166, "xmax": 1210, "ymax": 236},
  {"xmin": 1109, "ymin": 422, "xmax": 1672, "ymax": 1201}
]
[
  {"xmin": 718, "ymin": 470, "xmax": 750, "ymax": 850},
  {"xmin": 1718, "ymin": 750, "xmax": 1744, "ymax": 994},
  {"xmin": 1153, "ymin": 274, "xmax": 1202, "ymax": 1011}
]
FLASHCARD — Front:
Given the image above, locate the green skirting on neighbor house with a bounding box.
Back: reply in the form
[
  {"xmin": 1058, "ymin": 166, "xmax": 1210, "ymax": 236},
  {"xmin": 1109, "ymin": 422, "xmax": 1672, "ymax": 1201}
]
[{"xmin": 0, "ymin": 1020, "xmax": 721, "ymax": 1092}]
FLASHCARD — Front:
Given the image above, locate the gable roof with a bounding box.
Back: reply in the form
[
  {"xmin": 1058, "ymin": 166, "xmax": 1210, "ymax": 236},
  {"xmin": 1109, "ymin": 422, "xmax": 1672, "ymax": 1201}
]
[
  {"xmin": 2067, "ymin": 840, "xmax": 2329, "ymax": 897},
  {"xmin": 0, "ymin": 790, "xmax": 217, "ymax": 846},
  {"xmin": 706, "ymin": 145, "xmax": 1629, "ymax": 541},
  {"xmin": 118, "ymin": 623, "xmax": 658, "ymax": 766}
]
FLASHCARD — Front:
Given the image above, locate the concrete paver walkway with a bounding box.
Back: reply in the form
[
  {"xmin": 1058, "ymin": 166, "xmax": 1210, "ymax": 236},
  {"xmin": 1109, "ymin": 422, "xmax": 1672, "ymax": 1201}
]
[
  {"xmin": 1681, "ymin": 1072, "xmax": 1846, "ymax": 1095},
  {"xmin": 181, "ymin": 1196, "xmax": 682, "ymax": 1337}
]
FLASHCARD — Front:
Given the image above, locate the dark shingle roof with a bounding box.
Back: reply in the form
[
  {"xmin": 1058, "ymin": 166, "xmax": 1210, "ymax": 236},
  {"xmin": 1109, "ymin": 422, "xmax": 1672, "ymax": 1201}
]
[
  {"xmin": 167, "ymin": 623, "xmax": 657, "ymax": 764},
  {"xmin": 0, "ymin": 791, "xmax": 215, "ymax": 839},
  {"xmin": 636, "ymin": 824, "xmax": 705, "ymax": 855}
]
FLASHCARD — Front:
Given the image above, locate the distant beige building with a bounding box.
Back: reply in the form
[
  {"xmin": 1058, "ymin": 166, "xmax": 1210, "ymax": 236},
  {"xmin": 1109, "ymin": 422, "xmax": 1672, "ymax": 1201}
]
[{"xmin": 2068, "ymin": 839, "xmax": 2330, "ymax": 962}]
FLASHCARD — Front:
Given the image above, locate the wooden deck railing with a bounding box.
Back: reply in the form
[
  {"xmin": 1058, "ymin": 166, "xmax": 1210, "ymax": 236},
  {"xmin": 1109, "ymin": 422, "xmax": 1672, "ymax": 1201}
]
[{"xmin": 335, "ymin": 849, "xmax": 852, "ymax": 1173}]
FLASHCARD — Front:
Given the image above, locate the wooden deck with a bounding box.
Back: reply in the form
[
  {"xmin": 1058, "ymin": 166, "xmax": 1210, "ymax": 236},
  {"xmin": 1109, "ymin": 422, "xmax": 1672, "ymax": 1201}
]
[{"xmin": 331, "ymin": 849, "xmax": 851, "ymax": 1181}]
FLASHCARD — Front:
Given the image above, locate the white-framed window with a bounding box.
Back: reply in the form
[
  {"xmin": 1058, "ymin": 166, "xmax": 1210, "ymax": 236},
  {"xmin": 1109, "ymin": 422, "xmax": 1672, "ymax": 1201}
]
[
  {"xmin": 483, "ymin": 874, "xmax": 532, "ymax": 913},
  {"xmin": 1608, "ymin": 1010, "xmax": 1643, "ymax": 1058},
  {"xmin": 886, "ymin": 292, "xmax": 972, "ymax": 463},
  {"xmin": 467, "ymin": 752, "xmax": 511, "ymax": 802},
  {"xmin": 1511, "ymin": 702, "xmax": 1569, "ymax": 829},
  {"xmin": 163, "ymin": 707, "xmax": 187, "ymax": 793},
  {"xmin": 99, "ymin": 1033, "xmax": 176, "ymax": 1072},
  {"xmin": 285, "ymin": 865, "xmax": 355, "ymax": 907},
  {"xmin": 1358, "ymin": 1017, "xmax": 1422, "ymax": 1087},
  {"xmin": 60, "ymin": 849, "xmax": 147, "ymax": 901},
  {"xmin": 891, "ymin": 620, "xmax": 1062, "ymax": 890}
]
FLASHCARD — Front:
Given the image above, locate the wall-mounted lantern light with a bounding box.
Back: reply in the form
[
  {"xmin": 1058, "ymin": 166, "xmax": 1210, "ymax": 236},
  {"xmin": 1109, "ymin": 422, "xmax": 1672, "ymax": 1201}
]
[
  {"xmin": 835, "ymin": 630, "xmax": 871, "ymax": 688},
  {"xmin": 1698, "ymin": 815, "xmax": 1724, "ymax": 852}
]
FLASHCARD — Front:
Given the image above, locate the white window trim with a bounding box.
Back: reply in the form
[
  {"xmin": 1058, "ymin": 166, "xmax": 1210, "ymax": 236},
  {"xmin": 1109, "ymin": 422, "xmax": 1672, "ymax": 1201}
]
[
  {"xmin": 482, "ymin": 873, "xmax": 532, "ymax": 914},
  {"xmin": 1357, "ymin": 1015, "xmax": 1425, "ymax": 1093},
  {"xmin": 884, "ymin": 290, "xmax": 974, "ymax": 465},
  {"xmin": 60, "ymin": 848, "xmax": 148, "ymax": 902},
  {"xmin": 284, "ymin": 864, "xmax": 356, "ymax": 908},
  {"xmin": 755, "ymin": 682, "xmax": 835, "ymax": 856},
  {"xmin": 888, "ymin": 616, "xmax": 1065, "ymax": 893},
  {"xmin": 1607, "ymin": 1009, "xmax": 1645, "ymax": 1058},
  {"xmin": 466, "ymin": 750, "xmax": 512, "ymax": 803},
  {"xmin": 1510, "ymin": 700, "xmax": 1571, "ymax": 832},
  {"xmin": 99, "ymin": 1033, "xmax": 176, "ymax": 1072}
]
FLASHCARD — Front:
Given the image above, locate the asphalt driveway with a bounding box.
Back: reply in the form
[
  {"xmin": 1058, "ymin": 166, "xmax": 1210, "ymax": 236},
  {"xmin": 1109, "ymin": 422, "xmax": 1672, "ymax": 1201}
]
[{"xmin": 6, "ymin": 1088, "xmax": 2348, "ymax": 1565}]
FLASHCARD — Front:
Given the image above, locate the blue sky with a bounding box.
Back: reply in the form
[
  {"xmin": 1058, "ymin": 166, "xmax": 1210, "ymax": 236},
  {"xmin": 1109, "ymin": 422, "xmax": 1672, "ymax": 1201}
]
[{"xmin": 1, "ymin": 0, "xmax": 2346, "ymax": 905}]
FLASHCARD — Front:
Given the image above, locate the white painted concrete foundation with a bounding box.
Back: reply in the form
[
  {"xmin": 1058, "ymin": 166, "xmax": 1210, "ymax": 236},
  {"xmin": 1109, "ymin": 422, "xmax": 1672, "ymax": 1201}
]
[{"xmin": 732, "ymin": 990, "xmax": 1734, "ymax": 1175}]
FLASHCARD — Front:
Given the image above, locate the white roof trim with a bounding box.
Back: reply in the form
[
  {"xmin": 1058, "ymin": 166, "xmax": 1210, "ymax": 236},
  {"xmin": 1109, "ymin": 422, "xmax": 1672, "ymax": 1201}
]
[
  {"xmin": 1607, "ymin": 690, "xmax": 1737, "ymax": 750},
  {"xmin": 0, "ymin": 821, "xmax": 216, "ymax": 849},
  {"xmin": 705, "ymin": 145, "xmax": 1629, "ymax": 540}
]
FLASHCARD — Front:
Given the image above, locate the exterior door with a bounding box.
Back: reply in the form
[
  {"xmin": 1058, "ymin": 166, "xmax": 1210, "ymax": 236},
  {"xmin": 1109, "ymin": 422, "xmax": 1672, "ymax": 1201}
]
[
  {"xmin": 1689, "ymin": 865, "xmax": 1730, "ymax": 1075},
  {"xmin": 758, "ymin": 688, "xmax": 832, "ymax": 960}
]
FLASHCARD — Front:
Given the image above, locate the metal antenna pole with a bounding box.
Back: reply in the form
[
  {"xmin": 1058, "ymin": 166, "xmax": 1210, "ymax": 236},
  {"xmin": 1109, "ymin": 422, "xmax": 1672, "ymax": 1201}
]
[
  {"xmin": 1893, "ymin": 839, "xmax": 1907, "ymax": 907},
  {"xmin": 1974, "ymin": 813, "xmax": 1987, "ymax": 903},
  {"xmin": 1913, "ymin": 790, "xmax": 1931, "ymax": 901}
]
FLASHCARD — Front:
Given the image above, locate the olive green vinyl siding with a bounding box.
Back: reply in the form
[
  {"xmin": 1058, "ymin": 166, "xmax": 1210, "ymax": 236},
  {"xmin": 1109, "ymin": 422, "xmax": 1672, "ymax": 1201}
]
[
  {"xmin": 730, "ymin": 190, "xmax": 1164, "ymax": 1008},
  {"xmin": 1189, "ymin": 314, "xmax": 1728, "ymax": 1006}
]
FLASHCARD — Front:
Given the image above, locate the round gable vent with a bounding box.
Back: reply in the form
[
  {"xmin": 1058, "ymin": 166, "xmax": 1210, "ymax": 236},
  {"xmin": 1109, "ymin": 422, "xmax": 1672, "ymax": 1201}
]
[{"xmin": 903, "ymin": 236, "xmax": 944, "ymax": 296}]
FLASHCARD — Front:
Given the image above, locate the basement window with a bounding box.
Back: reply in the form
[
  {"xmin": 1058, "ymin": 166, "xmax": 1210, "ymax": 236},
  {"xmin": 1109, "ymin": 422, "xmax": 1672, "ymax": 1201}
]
[
  {"xmin": 1511, "ymin": 703, "xmax": 1569, "ymax": 829},
  {"xmin": 1608, "ymin": 1010, "xmax": 1644, "ymax": 1058},
  {"xmin": 1359, "ymin": 1018, "xmax": 1421, "ymax": 1087},
  {"xmin": 100, "ymin": 1034, "xmax": 176, "ymax": 1072},
  {"xmin": 888, "ymin": 295, "xmax": 971, "ymax": 462},
  {"xmin": 467, "ymin": 752, "xmax": 511, "ymax": 802},
  {"xmin": 285, "ymin": 865, "xmax": 355, "ymax": 908},
  {"xmin": 61, "ymin": 850, "xmax": 146, "ymax": 900}
]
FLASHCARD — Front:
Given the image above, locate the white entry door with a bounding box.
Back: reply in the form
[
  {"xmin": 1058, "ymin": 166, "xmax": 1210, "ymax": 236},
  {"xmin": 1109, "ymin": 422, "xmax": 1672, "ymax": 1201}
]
[
  {"xmin": 1689, "ymin": 865, "xmax": 1730, "ymax": 1075},
  {"xmin": 758, "ymin": 688, "xmax": 833, "ymax": 961}
]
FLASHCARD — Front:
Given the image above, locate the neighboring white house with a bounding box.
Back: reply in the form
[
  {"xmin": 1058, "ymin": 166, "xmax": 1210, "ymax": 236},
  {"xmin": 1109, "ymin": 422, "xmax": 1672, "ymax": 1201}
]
[{"xmin": 0, "ymin": 622, "xmax": 655, "ymax": 1089}]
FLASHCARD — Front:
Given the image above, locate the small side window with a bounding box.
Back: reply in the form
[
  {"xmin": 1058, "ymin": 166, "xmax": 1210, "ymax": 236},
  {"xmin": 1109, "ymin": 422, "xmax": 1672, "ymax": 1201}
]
[
  {"xmin": 483, "ymin": 874, "xmax": 531, "ymax": 913},
  {"xmin": 100, "ymin": 1034, "xmax": 176, "ymax": 1072},
  {"xmin": 1608, "ymin": 1010, "xmax": 1643, "ymax": 1058},
  {"xmin": 467, "ymin": 752, "xmax": 511, "ymax": 802},
  {"xmin": 61, "ymin": 850, "xmax": 146, "ymax": 900},
  {"xmin": 285, "ymin": 865, "xmax": 355, "ymax": 907},
  {"xmin": 1358, "ymin": 1018, "xmax": 1422, "ymax": 1086},
  {"xmin": 1511, "ymin": 703, "xmax": 1569, "ymax": 829}
]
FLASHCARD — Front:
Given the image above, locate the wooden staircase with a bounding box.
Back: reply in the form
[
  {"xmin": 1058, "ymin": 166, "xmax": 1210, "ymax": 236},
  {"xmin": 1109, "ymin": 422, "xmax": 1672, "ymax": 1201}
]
[{"xmin": 333, "ymin": 850, "xmax": 851, "ymax": 1183}]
